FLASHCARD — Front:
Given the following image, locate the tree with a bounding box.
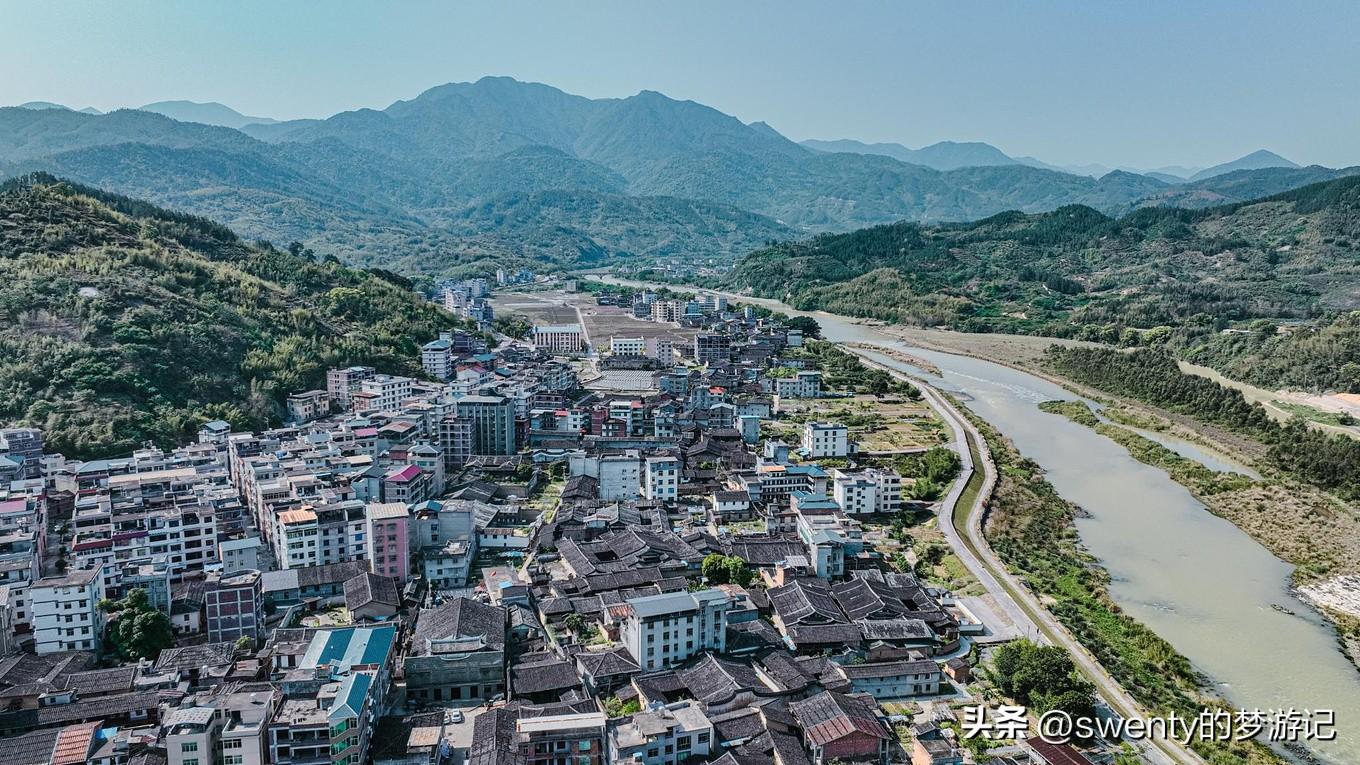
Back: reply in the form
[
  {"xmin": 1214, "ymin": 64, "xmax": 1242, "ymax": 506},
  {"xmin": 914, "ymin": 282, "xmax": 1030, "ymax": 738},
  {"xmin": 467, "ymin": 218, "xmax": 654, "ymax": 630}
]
[
  {"xmin": 234, "ymin": 635, "xmax": 254, "ymax": 652},
  {"xmin": 724, "ymin": 556, "xmax": 753, "ymax": 587},
  {"xmin": 101, "ymin": 588, "xmax": 173, "ymax": 662},
  {"xmin": 702, "ymin": 553, "xmax": 730, "ymax": 584},
  {"xmin": 785, "ymin": 316, "xmax": 822, "ymax": 339}
]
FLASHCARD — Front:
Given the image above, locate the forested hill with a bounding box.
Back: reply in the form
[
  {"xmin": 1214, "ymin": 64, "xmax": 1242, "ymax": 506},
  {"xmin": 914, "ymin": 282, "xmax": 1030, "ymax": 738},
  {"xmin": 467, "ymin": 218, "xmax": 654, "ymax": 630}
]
[
  {"xmin": 0, "ymin": 174, "xmax": 464, "ymax": 459},
  {"xmin": 726, "ymin": 174, "xmax": 1360, "ymax": 335}
]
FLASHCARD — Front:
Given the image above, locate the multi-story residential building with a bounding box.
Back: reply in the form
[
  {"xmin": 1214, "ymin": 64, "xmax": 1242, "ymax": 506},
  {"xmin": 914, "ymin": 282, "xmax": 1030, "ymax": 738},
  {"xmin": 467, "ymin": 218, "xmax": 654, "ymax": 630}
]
[
  {"xmin": 650, "ymin": 301, "xmax": 683, "ymax": 324},
  {"xmin": 693, "ymin": 334, "xmax": 731, "ymax": 366},
  {"xmin": 327, "ymin": 367, "xmax": 375, "ymax": 411},
  {"xmin": 609, "ymin": 336, "xmax": 646, "ymax": 357},
  {"xmin": 648, "ymin": 338, "xmax": 674, "ymax": 362},
  {"xmin": 204, "ymin": 569, "xmax": 265, "ymax": 644},
  {"xmin": 774, "ymin": 370, "xmax": 822, "ymax": 399},
  {"xmin": 164, "ymin": 685, "xmax": 280, "ymax": 765},
  {"xmin": 381, "ymin": 464, "xmax": 431, "ymax": 505},
  {"xmin": 268, "ymin": 672, "xmax": 379, "ymax": 765},
  {"xmin": 455, "ymin": 395, "xmax": 516, "ymax": 455},
  {"xmin": 831, "ymin": 469, "xmax": 877, "ymax": 516},
  {"xmin": 832, "ymin": 468, "xmax": 901, "ymax": 515},
  {"xmin": 286, "ymin": 390, "xmax": 330, "ymax": 425},
  {"xmin": 30, "ymin": 567, "xmax": 104, "ymax": 654},
  {"xmin": 514, "ymin": 711, "xmax": 607, "ymax": 765},
  {"xmin": 569, "ymin": 453, "xmax": 642, "ymax": 501},
  {"xmin": 607, "ymin": 701, "xmax": 713, "ymax": 765},
  {"xmin": 365, "ymin": 502, "xmax": 411, "ymax": 583},
  {"xmin": 219, "ymin": 536, "xmax": 264, "ymax": 574},
  {"xmin": 532, "ymin": 324, "xmax": 585, "ymax": 354},
  {"xmin": 0, "ymin": 427, "xmax": 44, "ymax": 479},
  {"xmin": 618, "ymin": 589, "xmax": 733, "ymax": 671},
  {"xmin": 438, "ymin": 416, "xmax": 475, "ymax": 467},
  {"xmin": 802, "ymin": 422, "xmax": 850, "ymax": 458},
  {"xmin": 643, "ymin": 455, "xmax": 680, "ymax": 502},
  {"xmin": 354, "ymin": 375, "xmax": 415, "ymax": 413},
  {"xmin": 413, "ymin": 502, "xmax": 476, "ymax": 588},
  {"xmin": 421, "ymin": 336, "xmax": 455, "ymax": 380}
]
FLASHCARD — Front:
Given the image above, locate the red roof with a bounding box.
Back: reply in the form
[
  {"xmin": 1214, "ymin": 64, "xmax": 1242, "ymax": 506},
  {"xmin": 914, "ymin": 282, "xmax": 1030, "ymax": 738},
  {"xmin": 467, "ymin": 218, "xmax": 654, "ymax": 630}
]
[
  {"xmin": 386, "ymin": 464, "xmax": 422, "ymax": 483},
  {"xmin": 1027, "ymin": 739, "xmax": 1095, "ymax": 765},
  {"xmin": 355, "ymin": 427, "xmax": 379, "ymax": 438}
]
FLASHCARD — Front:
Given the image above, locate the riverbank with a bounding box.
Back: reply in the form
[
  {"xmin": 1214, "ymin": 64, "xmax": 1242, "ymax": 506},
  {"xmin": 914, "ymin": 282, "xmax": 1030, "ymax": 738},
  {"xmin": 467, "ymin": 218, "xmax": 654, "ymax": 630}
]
[
  {"xmin": 969, "ymin": 404, "xmax": 1276, "ymax": 765},
  {"xmin": 1039, "ymin": 399, "xmax": 1360, "ymax": 673}
]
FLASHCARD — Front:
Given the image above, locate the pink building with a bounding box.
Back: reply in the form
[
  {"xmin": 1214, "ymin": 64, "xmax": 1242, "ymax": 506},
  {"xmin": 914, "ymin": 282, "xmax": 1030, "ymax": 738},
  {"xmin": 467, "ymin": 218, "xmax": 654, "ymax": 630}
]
[{"xmin": 366, "ymin": 502, "xmax": 412, "ymax": 583}]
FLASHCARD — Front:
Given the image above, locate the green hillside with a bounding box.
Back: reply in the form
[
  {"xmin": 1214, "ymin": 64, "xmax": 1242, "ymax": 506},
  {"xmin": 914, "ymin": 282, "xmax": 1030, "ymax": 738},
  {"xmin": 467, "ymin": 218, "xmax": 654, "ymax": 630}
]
[
  {"xmin": 726, "ymin": 176, "xmax": 1360, "ymax": 388},
  {"xmin": 0, "ymin": 174, "xmax": 468, "ymax": 459}
]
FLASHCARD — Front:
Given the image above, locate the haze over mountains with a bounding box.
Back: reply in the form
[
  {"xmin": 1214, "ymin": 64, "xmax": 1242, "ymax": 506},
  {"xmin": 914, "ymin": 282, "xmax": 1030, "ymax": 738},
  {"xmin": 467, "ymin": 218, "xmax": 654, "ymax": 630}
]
[
  {"xmin": 800, "ymin": 136, "xmax": 1302, "ymax": 181},
  {"xmin": 3, "ymin": 77, "xmax": 1354, "ymax": 276}
]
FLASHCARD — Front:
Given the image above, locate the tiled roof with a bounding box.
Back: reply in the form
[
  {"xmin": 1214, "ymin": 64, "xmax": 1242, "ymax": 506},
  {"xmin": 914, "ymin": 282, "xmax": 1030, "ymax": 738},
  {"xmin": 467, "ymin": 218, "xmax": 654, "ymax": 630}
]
[
  {"xmin": 789, "ymin": 691, "xmax": 889, "ymax": 747},
  {"xmin": 413, "ymin": 598, "xmax": 505, "ymax": 655}
]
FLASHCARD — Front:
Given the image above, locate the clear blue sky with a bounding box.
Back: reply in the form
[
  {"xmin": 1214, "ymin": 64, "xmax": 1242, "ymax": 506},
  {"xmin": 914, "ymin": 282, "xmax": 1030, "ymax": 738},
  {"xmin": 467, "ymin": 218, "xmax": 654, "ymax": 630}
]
[{"xmin": 3, "ymin": 0, "xmax": 1357, "ymax": 169}]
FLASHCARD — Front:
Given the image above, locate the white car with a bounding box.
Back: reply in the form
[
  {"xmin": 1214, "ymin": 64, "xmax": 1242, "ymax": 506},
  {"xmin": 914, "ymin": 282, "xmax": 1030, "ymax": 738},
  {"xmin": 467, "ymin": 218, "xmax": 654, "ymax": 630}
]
[{"xmin": 449, "ymin": 710, "xmax": 464, "ymax": 724}]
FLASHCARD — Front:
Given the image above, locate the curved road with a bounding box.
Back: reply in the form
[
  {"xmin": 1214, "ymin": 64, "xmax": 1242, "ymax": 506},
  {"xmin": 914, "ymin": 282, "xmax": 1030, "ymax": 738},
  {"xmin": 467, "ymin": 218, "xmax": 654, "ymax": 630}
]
[{"xmin": 853, "ymin": 351, "xmax": 1203, "ymax": 765}]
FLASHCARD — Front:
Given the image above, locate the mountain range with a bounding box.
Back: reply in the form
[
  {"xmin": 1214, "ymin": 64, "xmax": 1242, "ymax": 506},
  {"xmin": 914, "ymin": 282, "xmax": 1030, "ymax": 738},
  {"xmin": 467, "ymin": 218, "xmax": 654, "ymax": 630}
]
[
  {"xmin": 726, "ymin": 174, "xmax": 1360, "ymax": 336},
  {"xmin": 4, "ymin": 78, "xmax": 1354, "ymax": 276},
  {"xmin": 799, "ymin": 136, "xmax": 1302, "ymax": 181}
]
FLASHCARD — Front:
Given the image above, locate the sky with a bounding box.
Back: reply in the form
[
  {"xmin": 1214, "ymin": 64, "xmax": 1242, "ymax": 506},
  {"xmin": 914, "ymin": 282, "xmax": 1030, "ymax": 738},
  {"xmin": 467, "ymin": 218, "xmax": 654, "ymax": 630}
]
[{"xmin": 3, "ymin": 0, "xmax": 1358, "ymax": 170}]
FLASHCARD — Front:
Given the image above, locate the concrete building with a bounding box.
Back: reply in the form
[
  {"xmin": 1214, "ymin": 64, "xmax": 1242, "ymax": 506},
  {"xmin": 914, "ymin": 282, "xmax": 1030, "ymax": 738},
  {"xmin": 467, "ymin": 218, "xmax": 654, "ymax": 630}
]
[
  {"xmin": 607, "ymin": 701, "xmax": 713, "ymax": 765},
  {"xmin": 286, "ymin": 390, "xmax": 330, "ymax": 425},
  {"xmin": 609, "ymin": 336, "xmax": 646, "ymax": 357},
  {"xmin": 327, "ymin": 366, "xmax": 375, "ymax": 411},
  {"xmin": 619, "ymin": 589, "xmax": 733, "ymax": 671},
  {"xmin": 31, "ymin": 567, "xmax": 104, "ymax": 654},
  {"xmin": 832, "ymin": 468, "xmax": 902, "ymax": 515},
  {"xmin": 422, "ymin": 333, "xmax": 457, "ymax": 380},
  {"xmin": 643, "ymin": 455, "xmax": 680, "ymax": 502},
  {"xmin": 455, "ymin": 395, "xmax": 516, "ymax": 455},
  {"xmin": 532, "ymin": 324, "xmax": 585, "ymax": 354},
  {"xmin": 774, "ymin": 371, "xmax": 822, "ymax": 399},
  {"xmin": 204, "ymin": 569, "xmax": 265, "ymax": 645},
  {"xmin": 570, "ymin": 453, "xmax": 642, "ymax": 501},
  {"xmin": 693, "ymin": 334, "xmax": 731, "ymax": 366},
  {"xmin": 650, "ymin": 301, "xmax": 683, "ymax": 324},
  {"xmin": 219, "ymin": 536, "xmax": 264, "ymax": 574},
  {"xmin": 802, "ymin": 422, "xmax": 850, "ymax": 459},
  {"xmin": 365, "ymin": 502, "xmax": 412, "ymax": 583}
]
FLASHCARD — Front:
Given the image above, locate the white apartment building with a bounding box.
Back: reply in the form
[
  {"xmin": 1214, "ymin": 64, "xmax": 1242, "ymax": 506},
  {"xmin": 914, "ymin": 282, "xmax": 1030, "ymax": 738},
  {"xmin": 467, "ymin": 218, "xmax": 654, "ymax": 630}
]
[
  {"xmin": 619, "ymin": 589, "xmax": 733, "ymax": 671},
  {"xmin": 31, "ymin": 567, "xmax": 104, "ymax": 654},
  {"xmin": 831, "ymin": 469, "xmax": 877, "ymax": 516},
  {"xmin": 608, "ymin": 701, "xmax": 714, "ymax": 765},
  {"xmin": 774, "ymin": 371, "xmax": 822, "ymax": 399},
  {"xmin": 354, "ymin": 375, "xmax": 414, "ymax": 412},
  {"xmin": 422, "ymin": 336, "xmax": 455, "ymax": 380},
  {"xmin": 643, "ymin": 456, "xmax": 680, "ymax": 502},
  {"xmin": 651, "ymin": 301, "xmax": 683, "ymax": 324},
  {"xmin": 532, "ymin": 324, "xmax": 585, "ymax": 354},
  {"xmin": 570, "ymin": 453, "xmax": 642, "ymax": 501},
  {"xmin": 802, "ymin": 422, "xmax": 850, "ymax": 458},
  {"xmin": 609, "ymin": 336, "xmax": 646, "ymax": 357}
]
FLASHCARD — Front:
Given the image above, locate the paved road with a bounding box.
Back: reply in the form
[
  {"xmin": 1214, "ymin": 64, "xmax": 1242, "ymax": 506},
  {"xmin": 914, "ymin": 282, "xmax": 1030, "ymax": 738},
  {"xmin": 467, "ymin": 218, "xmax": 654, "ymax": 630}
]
[{"xmin": 851, "ymin": 350, "xmax": 1202, "ymax": 765}]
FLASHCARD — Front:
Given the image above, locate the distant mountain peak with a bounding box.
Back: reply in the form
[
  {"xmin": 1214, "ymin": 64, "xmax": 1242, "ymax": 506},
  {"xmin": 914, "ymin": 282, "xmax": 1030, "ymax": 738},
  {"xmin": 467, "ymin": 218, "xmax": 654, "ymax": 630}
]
[
  {"xmin": 1189, "ymin": 149, "xmax": 1299, "ymax": 181},
  {"xmin": 137, "ymin": 99, "xmax": 279, "ymax": 129}
]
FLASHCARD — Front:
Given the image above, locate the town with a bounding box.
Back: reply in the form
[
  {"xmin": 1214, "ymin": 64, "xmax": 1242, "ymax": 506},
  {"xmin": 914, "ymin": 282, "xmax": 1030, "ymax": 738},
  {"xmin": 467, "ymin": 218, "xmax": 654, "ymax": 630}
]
[{"xmin": 0, "ymin": 276, "xmax": 1100, "ymax": 765}]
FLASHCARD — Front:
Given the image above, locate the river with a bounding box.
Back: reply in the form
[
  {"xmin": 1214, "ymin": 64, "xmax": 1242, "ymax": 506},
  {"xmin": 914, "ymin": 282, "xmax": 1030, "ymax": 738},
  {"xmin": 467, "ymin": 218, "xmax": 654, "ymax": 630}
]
[{"xmin": 599, "ymin": 278, "xmax": 1360, "ymax": 763}]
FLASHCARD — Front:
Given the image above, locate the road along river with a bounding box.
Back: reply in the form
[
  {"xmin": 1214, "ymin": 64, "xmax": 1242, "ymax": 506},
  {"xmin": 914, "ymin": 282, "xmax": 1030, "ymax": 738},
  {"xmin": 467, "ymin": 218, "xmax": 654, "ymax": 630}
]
[{"xmin": 596, "ymin": 278, "xmax": 1360, "ymax": 763}]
